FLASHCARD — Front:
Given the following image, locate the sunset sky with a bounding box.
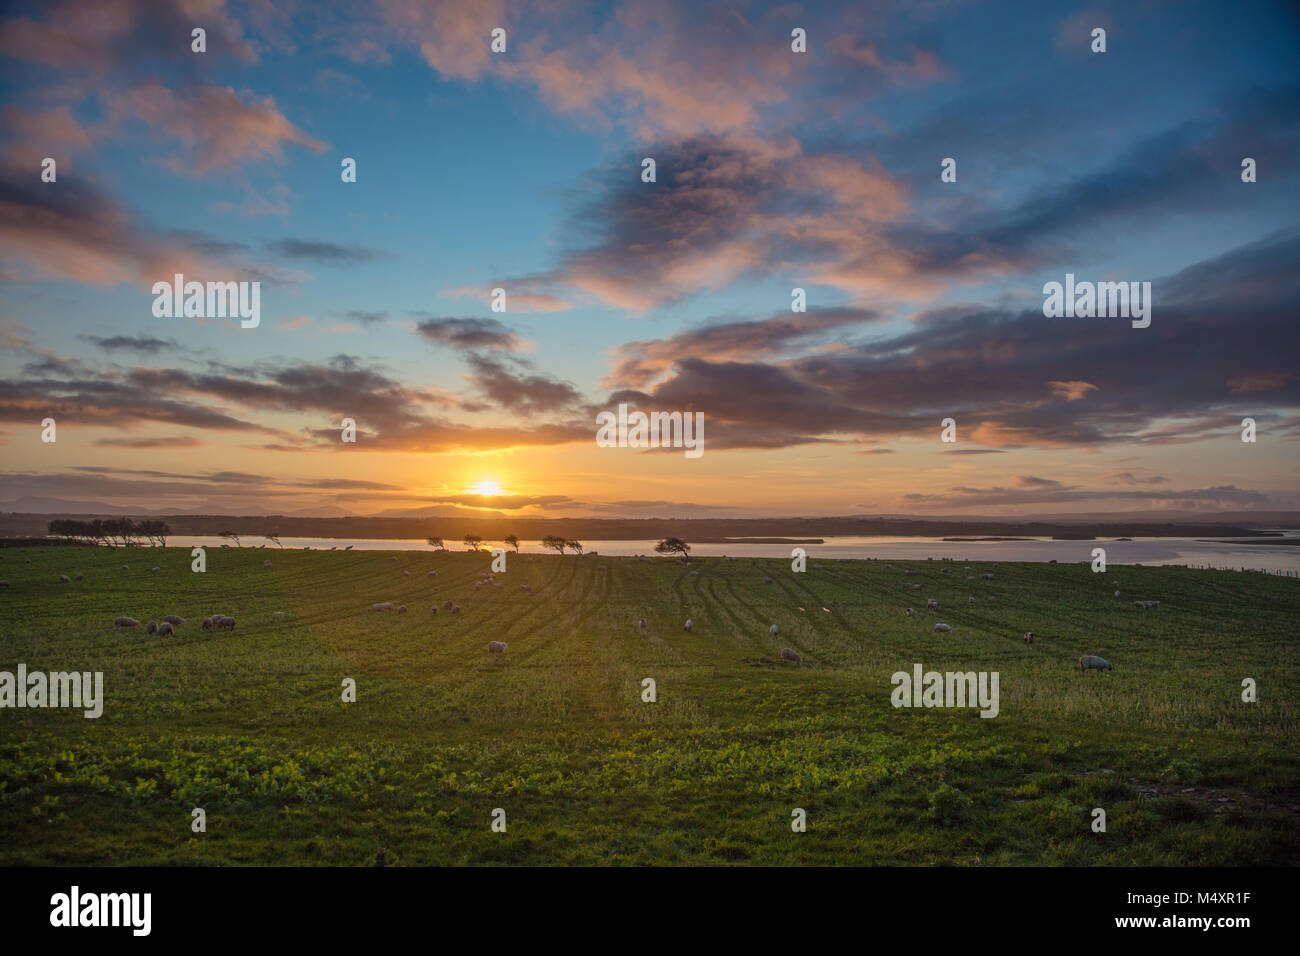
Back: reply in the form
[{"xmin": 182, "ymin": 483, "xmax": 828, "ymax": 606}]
[{"xmin": 2, "ymin": 0, "xmax": 1298, "ymax": 519}]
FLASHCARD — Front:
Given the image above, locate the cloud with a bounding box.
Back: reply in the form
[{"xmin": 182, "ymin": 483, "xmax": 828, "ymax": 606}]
[
  {"xmin": 80, "ymin": 335, "xmax": 177, "ymax": 354},
  {"xmin": 415, "ymin": 318, "xmax": 525, "ymax": 352},
  {"xmin": 93, "ymin": 435, "xmax": 203, "ymax": 449},
  {"xmin": 463, "ymin": 354, "xmax": 585, "ymax": 415},
  {"xmin": 267, "ymin": 239, "xmax": 384, "ymax": 264}
]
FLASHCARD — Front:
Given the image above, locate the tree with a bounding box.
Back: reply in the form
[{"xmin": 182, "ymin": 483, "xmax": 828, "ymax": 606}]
[
  {"xmin": 266, "ymin": 533, "xmax": 282, "ymax": 548},
  {"xmin": 219, "ymin": 531, "xmax": 241, "ymax": 548},
  {"xmin": 463, "ymin": 534, "xmax": 485, "ymax": 552},
  {"xmin": 427, "ymin": 536, "xmax": 446, "ymax": 551},
  {"xmin": 655, "ymin": 537, "xmax": 691, "ymax": 560},
  {"xmin": 565, "ymin": 539, "xmax": 584, "ymax": 556},
  {"xmin": 541, "ymin": 535, "xmax": 567, "ymax": 555},
  {"xmin": 504, "ymin": 534, "xmax": 519, "ymax": 553},
  {"xmin": 137, "ymin": 519, "xmax": 171, "ymax": 547}
]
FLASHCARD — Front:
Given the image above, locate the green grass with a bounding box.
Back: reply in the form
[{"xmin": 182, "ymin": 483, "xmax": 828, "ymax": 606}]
[{"xmin": 0, "ymin": 545, "xmax": 1296, "ymax": 865}]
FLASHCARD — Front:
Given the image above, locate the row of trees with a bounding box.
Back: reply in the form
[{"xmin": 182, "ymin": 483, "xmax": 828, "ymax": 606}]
[
  {"xmin": 48, "ymin": 518, "xmax": 172, "ymax": 547},
  {"xmin": 422, "ymin": 533, "xmax": 691, "ymax": 558}
]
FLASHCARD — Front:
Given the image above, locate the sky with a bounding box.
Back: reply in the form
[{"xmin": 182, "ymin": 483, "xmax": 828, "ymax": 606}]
[{"xmin": 1, "ymin": 0, "xmax": 1298, "ymax": 519}]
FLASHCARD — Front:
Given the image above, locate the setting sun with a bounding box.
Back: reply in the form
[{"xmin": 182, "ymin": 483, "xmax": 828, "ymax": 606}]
[{"xmin": 465, "ymin": 481, "xmax": 507, "ymax": 497}]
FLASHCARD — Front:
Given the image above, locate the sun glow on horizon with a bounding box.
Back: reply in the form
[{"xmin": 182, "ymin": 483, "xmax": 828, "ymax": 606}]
[{"xmin": 464, "ymin": 480, "xmax": 508, "ymax": 497}]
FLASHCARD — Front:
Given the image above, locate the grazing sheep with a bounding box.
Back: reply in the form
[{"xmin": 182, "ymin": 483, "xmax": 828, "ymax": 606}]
[
  {"xmin": 1114, "ymin": 590, "xmax": 1121, "ymax": 598},
  {"xmin": 262, "ymin": 560, "xmax": 272, "ymax": 568},
  {"xmin": 162, "ymin": 614, "xmax": 184, "ymax": 626},
  {"xmin": 488, "ymin": 640, "xmax": 507, "ymax": 654},
  {"xmin": 1024, "ymin": 631, "xmax": 1034, "ymax": 645},
  {"xmin": 213, "ymin": 615, "xmax": 236, "ymax": 630},
  {"xmin": 74, "ymin": 573, "xmax": 83, "ymax": 581},
  {"xmin": 114, "ymin": 617, "xmax": 140, "ymax": 628},
  {"xmin": 429, "ymin": 606, "xmax": 439, "ymax": 614},
  {"xmin": 684, "ymin": 618, "xmax": 694, "ymax": 632},
  {"xmin": 1132, "ymin": 600, "xmax": 1160, "ymax": 610},
  {"xmin": 201, "ymin": 617, "xmax": 214, "ymax": 630},
  {"xmin": 638, "ymin": 618, "xmax": 649, "ymax": 632},
  {"xmin": 813, "ymin": 562, "xmax": 823, "ymax": 570},
  {"xmin": 986, "ymin": 596, "xmax": 995, "ymax": 602},
  {"xmin": 763, "ymin": 576, "xmax": 773, "ymax": 584},
  {"xmin": 121, "ymin": 564, "xmax": 128, "ymax": 570},
  {"xmin": 968, "ymin": 596, "xmax": 976, "ymax": 605},
  {"xmin": 769, "ymin": 624, "xmax": 779, "ymax": 637},
  {"xmin": 402, "ymin": 570, "xmax": 410, "ymax": 576},
  {"xmin": 981, "ymin": 573, "xmax": 993, "ymax": 580},
  {"xmin": 371, "ymin": 601, "xmax": 394, "ymax": 612},
  {"xmin": 934, "ymin": 623, "xmax": 953, "ymax": 633},
  {"xmin": 688, "ymin": 569, "xmax": 697, "ymax": 575},
  {"xmin": 517, "ymin": 585, "xmax": 531, "ymax": 592},
  {"xmin": 272, "ymin": 611, "xmax": 286, "ymax": 619},
  {"xmin": 58, "ymin": 574, "xmax": 70, "ymax": 583},
  {"xmin": 390, "ymin": 556, "xmax": 399, "ymax": 562},
  {"xmin": 1080, "ymin": 655, "xmax": 1112, "ymax": 673},
  {"xmin": 451, "ymin": 605, "xmax": 461, "ymax": 614},
  {"xmin": 158, "ymin": 621, "xmax": 174, "ymax": 637},
  {"xmin": 781, "ymin": 647, "xmax": 802, "ymax": 664},
  {"xmin": 904, "ymin": 569, "xmax": 917, "ymax": 576},
  {"xmin": 906, "ymin": 607, "xmax": 914, "ymax": 616},
  {"xmin": 150, "ymin": 567, "xmax": 160, "ymax": 573},
  {"xmin": 926, "ymin": 598, "xmax": 939, "ymax": 610},
  {"xmin": 427, "ymin": 571, "xmax": 438, "ymax": 578},
  {"xmin": 145, "ymin": 621, "xmax": 158, "ymax": 635},
  {"xmin": 397, "ymin": 605, "xmax": 407, "ymax": 614},
  {"xmin": 443, "ymin": 600, "xmax": 454, "ymax": 610}
]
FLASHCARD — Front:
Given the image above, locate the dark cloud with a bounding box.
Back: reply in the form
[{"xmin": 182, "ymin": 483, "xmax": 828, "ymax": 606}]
[
  {"xmin": 81, "ymin": 335, "xmax": 177, "ymax": 354},
  {"xmin": 415, "ymin": 317, "xmax": 524, "ymax": 352},
  {"xmin": 267, "ymin": 239, "xmax": 384, "ymax": 264}
]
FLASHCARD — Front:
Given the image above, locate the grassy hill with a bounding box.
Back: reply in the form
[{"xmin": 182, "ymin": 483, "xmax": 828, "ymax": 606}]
[{"xmin": 0, "ymin": 546, "xmax": 1296, "ymax": 865}]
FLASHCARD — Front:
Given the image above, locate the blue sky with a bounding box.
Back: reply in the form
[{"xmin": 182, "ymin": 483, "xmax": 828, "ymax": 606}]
[{"xmin": 1, "ymin": 0, "xmax": 1297, "ymax": 517}]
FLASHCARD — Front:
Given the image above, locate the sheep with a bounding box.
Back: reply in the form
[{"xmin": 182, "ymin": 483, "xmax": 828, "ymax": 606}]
[
  {"xmin": 769, "ymin": 624, "xmax": 779, "ymax": 637},
  {"xmin": 213, "ymin": 615, "xmax": 236, "ymax": 630},
  {"xmin": 981, "ymin": 573, "xmax": 994, "ymax": 580},
  {"xmin": 934, "ymin": 623, "xmax": 952, "ymax": 633},
  {"xmin": 968, "ymin": 596, "xmax": 976, "ymax": 605},
  {"xmin": 0, "ymin": 581, "xmax": 7, "ymax": 588},
  {"xmin": 1024, "ymin": 631, "xmax": 1034, "ymax": 645},
  {"xmin": 121, "ymin": 564, "xmax": 128, "ymax": 571},
  {"xmin": 201, "ymin": 617, "xmax": 214, "ymax": 630},
  {"xmin": 397, "ymin": 605, "xmax": 407, "ymax": 614},
  {"xmin": 813, "ymin": 562, "xmax": 823, "ymax": 570},
  {"xmin": 688, "ymin": 569, "xmax": 697, "ymax": 575},
  {"xmin": 1114, "ymin": 590, "xmax": 1121, "ymax": 598},
  {"xmin": 158, "ymin": 621, "xmax": 174, "ymax": 637},
  {"xmin": 1080, "ymin": 655, "xmax": 1112, "ymax": 673},
  {"xmin": 162, "ymin": 614, "xmax": 184, "ymax": 626},
  {"xmin": 517, "ymin": 585, "xmax": 531, "ymax": 592},
  {"xmin": 684, "ymin": 618, "xmax": 694, "ymax": 632},
  {"xmin": 637, "ymin": 618, "xmax": 649, "ymax": 633},
  {"xmin": 926, "ymin": 598, "xmax": 939, "ymax": 610},
  {"xmin": 781, "ymin": 648, "xmax": 802, "ymax": 664},
  {"xmin": 262, "ymin": 560, "xmax": 272, "ymax": 568},
  {"xmin": 443, "ymin": 600, "xmax": 454, "ymax": 610},
  {"xmin": 402, "ymin": 570, "xmax": 410, "ymax": 577},
  {"xmin": 145, "ymin": 621, "xmax": 158, "ymax": 634},
  {"xmin": 74, "ymin": 573, "xmax": 83, "ymax": 581},
  {"xmin": 763, "ymin": 576, "xmax": 773, "ymax": 584},
  {"xmin": 429, "ymin": 606, "xmax": 439, "ymax": 614},
  {"xmin": 151, "ymin": 566, "xmax": 160, "ymax": 573},
  {"xmin": 427, "ymin": 571, "xmax": 438, "ymax": 578},
  {"xmin": 906, "ymin": 607, "xmax": 914, "ymax": 616},
  {"xmin": 451, "ymin": 605, "xmax": 461, "ymax": 614},
  {"xmin": 371, "ymin": 602, "xmax": 394, "ymax": 612},
  {"xmin": 390, "ymin": 556, "xmax": 398, "ymax": 562},
  {"xmin": 58, "ymin": 574, "xmax": 70, "ymax": 583},
  {"xmin": 272, "ymin": 611, "xmax": 286, "ymax": 619},
  {"xmin": 488, "ymin": 640, "xmax": 508, "ymax": 654},
  {"xmin": 114, "ymin": 617, "xmax": 140, "ymax": 628}
]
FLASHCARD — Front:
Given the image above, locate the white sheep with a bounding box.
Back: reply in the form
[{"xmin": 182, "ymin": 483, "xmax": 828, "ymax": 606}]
[
  {"xmin": 114, "ymin": 617, "xmax": 140, "ymax": 628},
  {"xmin": 372, "ymin": 602, "xmax": 394, "ymax": 612},
  {"xmin": 272, "ymin": 611, "xmax": 286, "ymax": 619},
  {"xmin": 162, "ymin": 614, "xmax": 184, "ymax": 626},
  {"xmin": 397, "ymin": 605, "xmax": 407, "ymax": 614},
  {"xmin": 781, "ymin": 648, "xmax": 802, "ymax": 663},
  {"xmin": 684, "ymin": 619, "xmax": 694, "ymax": 631},
  {"xmin": 934, "ymin": 623, "xmax": 952, "ymax": 633},
  {"xmin": 769, "ymin": 624, "xmax": 779, "ymax": 636},
  {"xmin": 906, "ymin": 607, "xmax": 914, "ymax": 616},
  {"xmin": 402, "ymin": 570, "xmax": 410, "ymax": 576},
  {"xmin": 263, "ymin": 560, "xmax": 272, "ymax": 568},
  {"xmin": 1080, "ymin": 655, "xmax": 1112, "ymax": 673},
  {"xmin": 763, "ymin": 576, "xmax": 773, "ymax": 584},
  {"xmin": 58, "ymin": 574, "xmax": 70, "ymax": 583},
  {"xmin": 926, "ymin": 598, "xmax": 939, "ymax": 610},
  {"xmin": 213, "ymin": 615, "xmax": 236, "ymax": 630},
  {"xmin": 451, "ymin": 604, "xmax": 461, "ymax": 614},
  {"xmin": 968, "ymin": 596, "xmax": 976, "ymax": 605},
  {"xmin": 151, "ymin": 567, "xmax": 160, "ymax": 573},
  {"xmin": 429, "ymin": 606, "xmax": 439, "ymax": 614},
  {"xmin": 1114, "ymin": 590, "xmax": 1121, "ymax": 598},
  {"xmin": 427, "ymin": 571, "xmax": 437, "ymax": 578},
  {"xmin": 488, "ymin": 640, "xmax": 508, "ymax": 654}
]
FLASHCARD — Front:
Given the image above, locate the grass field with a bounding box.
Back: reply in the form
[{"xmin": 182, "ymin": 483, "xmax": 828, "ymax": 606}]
[{"xmin": 1, "ymin": 545, "xmax": 1296, "ymax": 865}]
